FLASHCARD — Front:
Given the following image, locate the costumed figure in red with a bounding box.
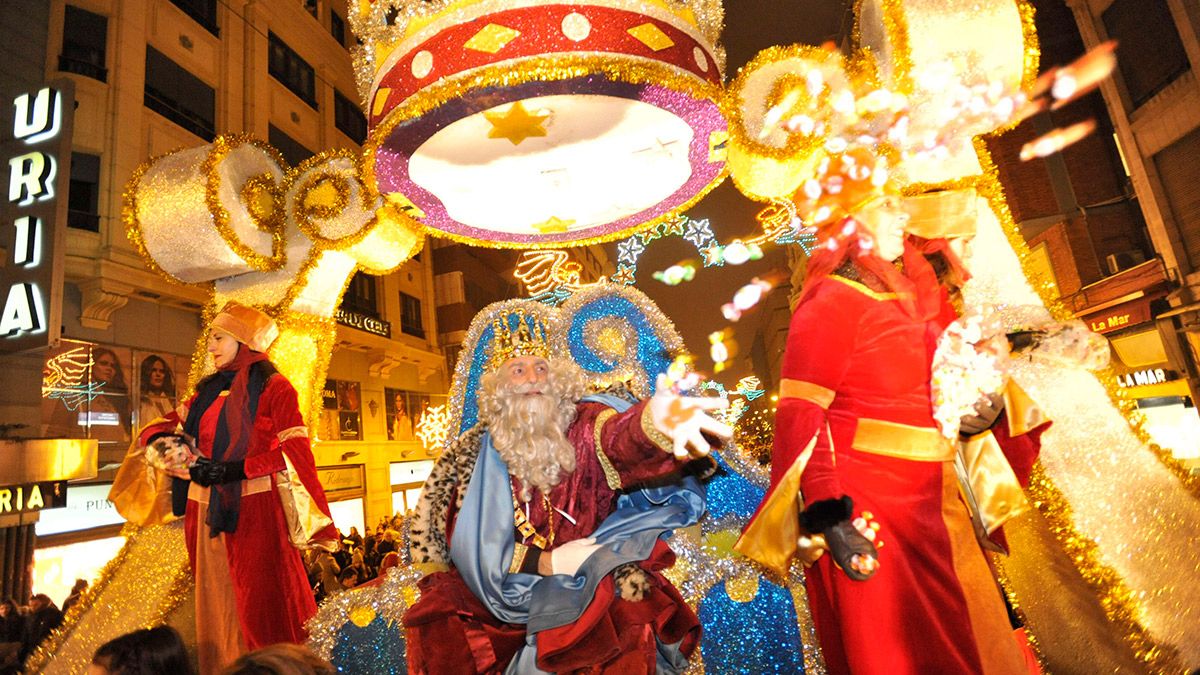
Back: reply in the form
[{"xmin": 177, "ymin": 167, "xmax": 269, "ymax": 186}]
[
  {"xmin": 403, "ymin": 304, "xmax": 731, "ymax": 674},
  {"xmin": 735, "ymin": 149, "xmax": 1032, "ymax": 674},
  {"xmin": 129, "ymin": 302, "xmax": 338, "ymax": 674}
]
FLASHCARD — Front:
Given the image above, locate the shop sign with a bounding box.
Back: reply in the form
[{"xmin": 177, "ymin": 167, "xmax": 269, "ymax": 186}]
[
  {"xmin": 336, "ymin": 308, "xmax": 391, "ymax": 338},
  {"xmin": 34, "ymin": 483, "xmax": 125, "ymax": 536},
  {"xmin": 1116, "ymin": 368, "xmax": 1178, "ymax": 388},
  {"xmin": 320, "ymin": 465, "xmax": 364, "ymax": 496},
  {"xmin": 1, "ymin": 81, "xmax": 74, "ymax": 352},
  {"xmin": 0, "ymin": 480, "xmax": 66, "ymax": 515},
  {"xmin": 1084, "ymin": 300, "xmax": 1152, "ymax": 335}
]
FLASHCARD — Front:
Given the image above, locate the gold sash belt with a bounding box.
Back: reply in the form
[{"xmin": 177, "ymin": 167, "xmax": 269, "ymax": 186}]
[
  {"xmin": 852, "ymin": 418, "xmax": 955, "ymax": 462},
  {"xmin": 188, "ymin": 475, "xmax": 273, "ymax": 503}
]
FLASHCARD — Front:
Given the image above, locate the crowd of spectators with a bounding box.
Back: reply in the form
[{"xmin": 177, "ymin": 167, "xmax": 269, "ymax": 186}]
[
  {"xmin": 303, "ymin": 514, "xmax": 407, "ymax": 602},
  {"xmin": 0, "ymin": 586, "xmax": 78, "ymax": 674}
]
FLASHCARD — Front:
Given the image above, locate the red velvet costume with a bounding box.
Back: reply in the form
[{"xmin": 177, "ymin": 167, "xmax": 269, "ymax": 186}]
[
  {"xmin": 404, "ymin": 400, "xmax": 701, "ymax": 674},
  {"xmin": 738, "ymin": 274, "xmax": 1027, "ymax": 675},
  {"xmin": 140, "ymin": 374, "xmax": 337, "ymax": 672}
]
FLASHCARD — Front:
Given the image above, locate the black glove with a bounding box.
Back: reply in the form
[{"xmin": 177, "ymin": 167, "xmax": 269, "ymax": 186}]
[
  {"xmin": 959, "ymin": 391, "xmax": 1005, "ymax": 437},
  {"xmin": 801, "ymin": 496, "xmax": 878, "ymax": 582},
  {"xmin": 188, "ymin": 457, "xmax": 247, "ymax": 487},
  {"xmin": 824, "ymin": 520, "xmax": 879, "ymax": 581}
]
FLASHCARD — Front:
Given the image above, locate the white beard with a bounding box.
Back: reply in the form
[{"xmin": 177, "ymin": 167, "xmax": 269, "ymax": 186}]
[{"xmin": 478, "ymin": 365, "xmax": 583, "ymax": 501}]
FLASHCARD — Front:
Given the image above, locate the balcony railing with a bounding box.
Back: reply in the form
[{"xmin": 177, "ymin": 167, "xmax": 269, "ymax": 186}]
[{"xmin": 144, "ymin": 89, "xmax": 215, "ymax": 141}]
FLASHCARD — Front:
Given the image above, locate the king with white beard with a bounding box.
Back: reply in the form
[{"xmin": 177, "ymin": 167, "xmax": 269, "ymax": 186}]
[{"xmin": 404, "ymin": 309, "xmax": 730, "ymax": 675}]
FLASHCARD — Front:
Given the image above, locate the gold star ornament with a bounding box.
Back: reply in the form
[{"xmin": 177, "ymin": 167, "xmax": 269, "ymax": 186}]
[
  {"xmin": 483, "ymin": 101, "xmax": 550, "ymax": 145},
  {"xmin": 531, "ymin": 216, "xmax": 574, "ymax": 233}
]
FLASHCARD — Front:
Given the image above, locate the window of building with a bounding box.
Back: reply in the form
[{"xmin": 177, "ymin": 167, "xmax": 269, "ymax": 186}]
[
  {"xmin": 166, "ymin": 0, "xmax": 218, "ymax": 36},
  {"xmin": 268, "ymin": 125, "xmax": 313, "ymax": 167},
  {"xmin": 1103, "ymin": 0, "xmax": 1190, "ymax": 108},
  {"xmin": 68, "ymin": 153, "xmax": 101, "ymax": 232},
  {"xmin": 334, "ymin": 90, "xmax": 367, "ymax": 144},
  {"xmin": 268, "ymin": 32, "xmax": 317, "ymax": 108},
  {"xmin": 400, "ymin": 292, "xmax": 424, "ymax": 338},
  {"xmin": 60, "ymin": 6, "xmax": 107, "ymax": 82},
  {"xmin": 341, "ymin": 272, "xmax": 378, "ymax": 317},
  {"xmin": 144, "ymin": 46, "xmax": 216, "ymax": 141},
  {"xmin": 304, "ymin": 0, "xmax": 318, "ymax": 19},
  {"xmin": 330, "ymin": 11, "xmax": 346, "ymax": 47}
]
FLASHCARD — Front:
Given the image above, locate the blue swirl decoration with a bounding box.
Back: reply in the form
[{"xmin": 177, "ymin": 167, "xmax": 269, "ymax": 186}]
[{"xmin": 557, "ymin": 285, "xmax": 684, "ymax": 398}]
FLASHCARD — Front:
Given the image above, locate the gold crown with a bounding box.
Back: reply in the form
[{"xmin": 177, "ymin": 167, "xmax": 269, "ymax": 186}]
[{"xmin": 488, "ymin": 309, "xmax": 551, "ymax": 371}]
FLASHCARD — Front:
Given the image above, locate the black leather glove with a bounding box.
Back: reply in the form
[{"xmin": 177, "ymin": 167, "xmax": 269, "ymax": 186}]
[
  {"xmin": 188, "ymin": 457, "xmax": 247, "ymax": 487},
  {"xmin": 824, "ymin": 520, "xmax": 879, "ymax": 581},
  {"xmin": 801, "ymin": 496, "xmax": 878, "ymax": 582}
]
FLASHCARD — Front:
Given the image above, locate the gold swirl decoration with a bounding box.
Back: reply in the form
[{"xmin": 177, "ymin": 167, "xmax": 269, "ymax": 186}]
[{"xmin": 124, "ymin": 137, "xmax": 423, "ymax": 428}]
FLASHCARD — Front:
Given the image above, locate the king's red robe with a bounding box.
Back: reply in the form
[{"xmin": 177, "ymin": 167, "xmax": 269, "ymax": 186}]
[
  {"xmin": 139, "ymin": 374, "xmax": 337, "ymax": 673},
  {"xmin": 404, "ymin": 400, "xmax": 701, "ymax": 675},
  {"xmin": 737, "ymin": 275, "xmax": 1028, "ymax": 675}
]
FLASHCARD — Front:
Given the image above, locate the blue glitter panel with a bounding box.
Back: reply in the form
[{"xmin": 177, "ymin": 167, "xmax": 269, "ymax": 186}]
[
  {"xmin": 698, "ymin": 578, "xmax": 806, "ymax": 675},
  {"xmin": 567, "ymin": 294, "xmax": 673, "ymax": 393},
  {"xmin": 331, "ymin": 615, "xmax": 407, "ymax": 674},
  {"xmin": 705, "ymin": 451, "xmax": 767, "ymax": 521}
]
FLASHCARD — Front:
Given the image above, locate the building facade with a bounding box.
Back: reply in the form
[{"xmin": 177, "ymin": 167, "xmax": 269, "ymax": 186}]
[
  {"xmin": 986, "ymin": 0, "xmax": 1200, "ymax": 465},
  {"xmin": 0, "ymin": 0, "xmax": 451, "ymax": 605}
]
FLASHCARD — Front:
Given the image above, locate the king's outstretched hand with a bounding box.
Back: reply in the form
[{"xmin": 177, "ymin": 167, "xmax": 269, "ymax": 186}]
[{"xmin": 648, "ymin": 374, "xmax": 734, "ymax": 460}]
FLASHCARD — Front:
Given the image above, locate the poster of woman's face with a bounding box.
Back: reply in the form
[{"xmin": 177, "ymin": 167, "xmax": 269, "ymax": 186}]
[
  {"xmin": 385, "ymin": 388, "xmax": 445, "ymax": 441},
  {"xmin": 40, "ymin": 341, "xmax": 133, "ymax": 444},
  {"xmin": 136, "ymin": 353, "xmax": 180, "ymax": 426}
]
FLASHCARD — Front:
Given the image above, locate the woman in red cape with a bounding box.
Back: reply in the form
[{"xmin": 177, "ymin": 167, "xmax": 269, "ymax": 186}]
[{"xmin": 138, "ymin": 302, "xmax": 338, "ymax": 674}]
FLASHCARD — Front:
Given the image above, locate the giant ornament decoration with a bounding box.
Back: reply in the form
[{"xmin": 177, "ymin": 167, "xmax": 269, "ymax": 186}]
[{"xmin": 350, "ymin": 0, "xmax": 728, "ymax": 248}]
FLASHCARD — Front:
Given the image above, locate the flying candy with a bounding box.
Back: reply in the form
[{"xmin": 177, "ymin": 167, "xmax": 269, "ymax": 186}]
[{"xmin": 722, "ymin": 277, "xmax": 775, "ymax": 322}]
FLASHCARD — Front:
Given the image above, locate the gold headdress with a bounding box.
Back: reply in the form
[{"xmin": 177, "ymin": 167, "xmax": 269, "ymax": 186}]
[
  {"xmin": 487, "ymin": 309, "xmax": 550, "ymax": 372},
  {"xmin": 211, "ymin": 301, "xmax": 280, "ymax": 353}
]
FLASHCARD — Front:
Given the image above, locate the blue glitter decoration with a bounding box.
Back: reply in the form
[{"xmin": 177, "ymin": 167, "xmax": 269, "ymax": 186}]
[
  {"xmin": 332, "ymin": 615, "xmax": 407, "ymax": 674},
  {"xmin": 699, "ymin": 578, "xmax": 806, "ymax": 675},
  {"xmin": 566, "ymin": 294, "xmax": 673, "ymax": 394},
  {"xmin": 704, "ymin": 450, "xmax": 767, "ymax": 523}
]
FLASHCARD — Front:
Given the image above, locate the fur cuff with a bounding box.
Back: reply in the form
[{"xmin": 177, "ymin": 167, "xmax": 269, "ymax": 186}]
[{"xmin": 800, "ymin": 496, "xmax": 854, "ymax": 534}]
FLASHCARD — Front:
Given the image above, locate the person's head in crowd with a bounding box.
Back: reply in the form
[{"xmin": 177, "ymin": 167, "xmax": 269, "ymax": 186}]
[
  {"xmin": 0, "ymin": 598, "xmax": 16, "ymax": 618},
  {"xmin": 349, "ymin": 526, "xmax": 359, "ymax": 538},
  {"xmin": 378, "ymin": 551, "xmax": 400, "ymax": 576},
  {"xmin": 88, "ymin": 625, "xmax": 192, "ymax": 675},
  {"xmin": 70, "ymin": 579, "xmax": 88, "ymax": 595},
  {"xmin": 29, "ymin": 594, "xmax": 54, "ymax": 612},
  {"xmin": 338, "ymin": 568, "xmax": 359, "ymax": 590},
  {"xmin": 222, "ymin": 643, "xmax": 335, "ymax": 675},
  {"xmin": 91, "ymin": 348, "xmax": 128, "ymax": 392},
  {"xmin": 351, "ymin": 549, "xmax": 364, "ymax": 567},
  {"xmin": 140, "ymin": 356, "xmax": 176, "ymax": 397}
]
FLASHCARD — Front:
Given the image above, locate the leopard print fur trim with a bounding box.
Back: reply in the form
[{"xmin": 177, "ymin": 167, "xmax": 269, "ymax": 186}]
[{"xmin": 409, "ymin": 425, "xmax": 486, "ymax": 565}]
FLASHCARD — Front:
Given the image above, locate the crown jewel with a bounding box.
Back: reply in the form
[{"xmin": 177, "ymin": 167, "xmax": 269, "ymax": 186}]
[{"xmin": 488, "ymin": 309, "xmax": 551, "ymax": 371}]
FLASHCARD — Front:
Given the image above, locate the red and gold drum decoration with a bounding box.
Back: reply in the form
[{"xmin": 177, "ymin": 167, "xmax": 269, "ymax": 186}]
[{"xmin": 350, "ymin": 0, "xmax": 727, "ymax": 248}]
